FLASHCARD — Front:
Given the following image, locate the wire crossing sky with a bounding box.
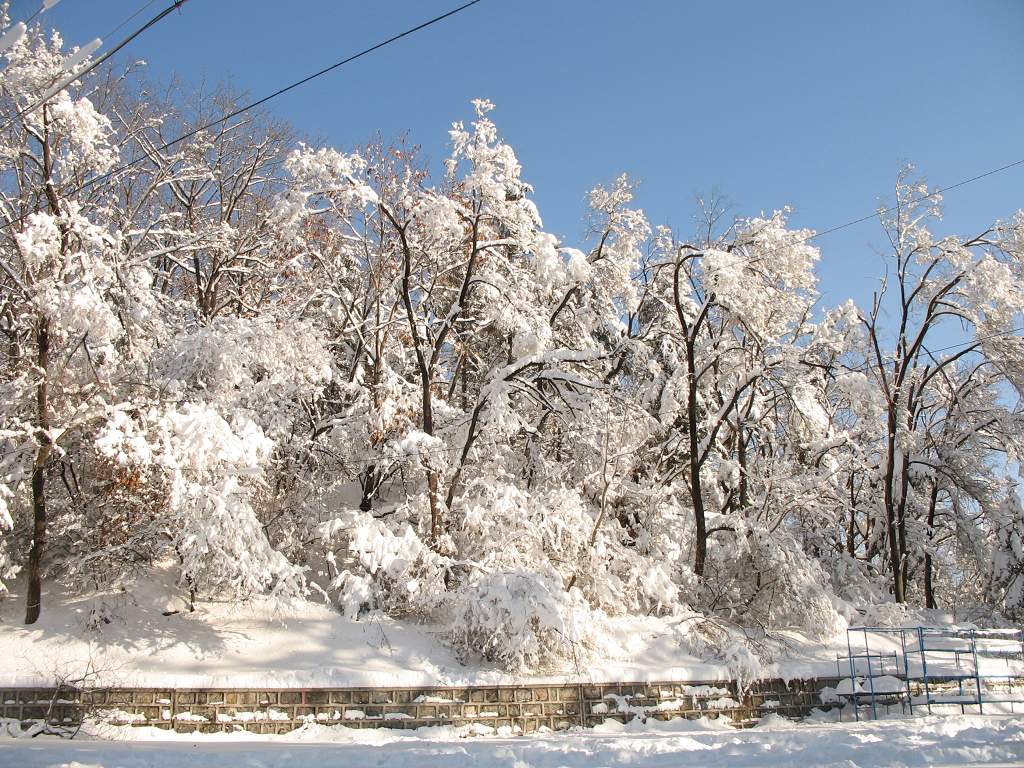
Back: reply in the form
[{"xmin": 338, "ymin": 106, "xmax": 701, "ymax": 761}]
[
  {"xmin": 12, "ymin": 0, "xmax": 1024, "ymax": 311},
  {"xmin": 0, "ymin": 0, "xmax": 484, "ymax": 229}
]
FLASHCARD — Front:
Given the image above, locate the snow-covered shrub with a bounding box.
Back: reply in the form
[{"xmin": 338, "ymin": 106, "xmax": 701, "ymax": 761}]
[
  {"xmin": 705, "ymin": 521, "xmax": 846, "ymax": 641},
  {"xmin": 449, "ymin": 569, "xmax": 602, "ymax": 672},
  {"xmin": 50, "ymin": 445, "xmax": 167, "ymax": 592},
  {"xmin": 859, "ymin": 602, "xmax": 914, "ymax": 628},
  {"xmin": 756, "ymin": 537, "xmax": 846, "ymax": 639},
  {"xmin": 826, "ymin": 550, "xmax": 890, "ymax": 609},
  {"xmin": 173, "ymin": 474, "xmax": 305, "ymax": 601},
  {"xmin": 92, "ymin": 403, "xmax": 306, "ymax": 601},
  {"xmin": 160, "ymin": 404, "xmax": 306, "ymax": 600},
  {"xmin": 319, "ymin": 509, "xmax": 448, "ymax": 619},
  {"xmin": 454, "ymin": 478, "xmax": 680, "ymax": 617}
]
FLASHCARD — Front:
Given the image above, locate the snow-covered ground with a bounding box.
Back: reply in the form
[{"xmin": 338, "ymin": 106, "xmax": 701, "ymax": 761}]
[
  {"xmin": 3, "ymin": 574, "xmax": 1023, "ymax": 767},
  {"xmin": 1, "ymin": 571, "xmax": 1021, "ymax": 689},
  {"xmin": 2, "ymin": 713, "xmax": 1023, "ymax": 768}
]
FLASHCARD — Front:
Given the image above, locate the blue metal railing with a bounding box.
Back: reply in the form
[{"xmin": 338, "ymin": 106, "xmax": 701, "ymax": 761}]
[{"xmin": 835, "ymin": 626, "xmax": 1024, "ymax": 720}]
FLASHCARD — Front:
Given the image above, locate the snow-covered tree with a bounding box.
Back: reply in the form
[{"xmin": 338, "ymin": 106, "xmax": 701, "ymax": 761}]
[
  {"xmin": 3, "ymin": 9, "xmax": 1023, "ymax": 662},
  {"xmin": 847, "ymin": 169, "xmax": 1024, "ymax": 603}
]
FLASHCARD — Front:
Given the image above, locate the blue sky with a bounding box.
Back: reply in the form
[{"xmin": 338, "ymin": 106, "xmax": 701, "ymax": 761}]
[{"xmin": 14, "ymin": 0, "xmax": 1024, "ymax": 312}]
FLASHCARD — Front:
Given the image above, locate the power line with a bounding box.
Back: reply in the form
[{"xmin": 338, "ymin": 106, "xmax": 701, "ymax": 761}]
[
  {"xmin": 16, "ymin": 0, "xmax": 57, "ymax": 28},
  {"xmin": 806, "ymin": 158, "xmax": 1024, "ymax": 244},
  {"xmin": 921, "ymin": 325, "xmax": 1024, "ymax": 357},
  {"xmin": 710, "ymin": 158, "xmax": 1024, "ymax": 268},
  {"xmin": 0, "ymin": 0, "xmax": 1018, "ymax": 258},
  {"xmin": 77, "ymin": 0, "xmax": 483, "ymax": 194},
  {"xmin": 102, "ymin": 0, "xmax": 163, "ymax": 41},
  {"xmin": 0, "ymin": 0, "xmax": 483, "ymax": 233},
  {"xmin": 1, "ymin": 0, "xmax": 190, "ymax": 131},
  {"xmin": 168, "ymin": 0, "xmax": 484, "ymax": 141},
  {"xmin": 62, "ymin": 1, "xmax": 483, "ymax": 196}
]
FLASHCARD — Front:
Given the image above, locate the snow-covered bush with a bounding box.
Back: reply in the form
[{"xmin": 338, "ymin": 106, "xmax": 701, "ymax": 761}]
[
  {"xmin": 50, "ymin": 445, "xmax": 167, "ymax": 592},
  {"xmin": 702, "ymin": 520, "xmax": 847, "ymax": 641},
  {"xmin": 454, "ymin": 478, "xmax": 680, "ymax": 617},
  {"xmin": 449, "ymin": 569, "xmax": 602, "ymax": 672},
  {"xmin": 319, "ymin": 509, "xmax": 448, "ymax": 619},
  {"xmin": 92, "ymin": 403, "xmax": 306, "ymax": 601}
]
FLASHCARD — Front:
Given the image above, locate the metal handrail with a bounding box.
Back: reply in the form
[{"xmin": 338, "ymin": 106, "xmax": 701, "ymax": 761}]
[{"xmin": 835, "ymin": 625, "xmax": 1024, "ymax": 720}]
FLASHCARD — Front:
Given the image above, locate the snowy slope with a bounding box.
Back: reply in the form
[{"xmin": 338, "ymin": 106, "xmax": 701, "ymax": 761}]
[{"xmin": 0, "ymin": 571, "xmax": 1020, "ymax": 689}]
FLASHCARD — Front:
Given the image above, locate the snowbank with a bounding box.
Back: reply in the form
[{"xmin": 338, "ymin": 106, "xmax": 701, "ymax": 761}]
[{"xmin": 2, "ymin": 714, "xmax": 1023, "ymax": 768}]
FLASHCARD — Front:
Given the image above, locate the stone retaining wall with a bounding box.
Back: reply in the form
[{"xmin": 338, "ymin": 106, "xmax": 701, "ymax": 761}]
[{"xmin": 0, "ymin": 678, "xmax": 836, "ymax": 734}]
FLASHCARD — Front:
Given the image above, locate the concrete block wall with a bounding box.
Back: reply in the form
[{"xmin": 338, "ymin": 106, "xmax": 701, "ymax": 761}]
[{"xmin": 0, "ymin": 677, "xmax": 838, "ymax": 735}]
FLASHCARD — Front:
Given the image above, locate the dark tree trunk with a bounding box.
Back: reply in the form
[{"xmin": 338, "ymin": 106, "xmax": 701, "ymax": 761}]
[
  {"xmin": 26, "ymin": 108, "xmax": 60, "ymax": 625},
  {"xmin": 359, "ymin": 465, "xmax": 377, "ymax": 512},
  {"xmin": 686, "ymin": 335, "xmax": 707, "ymax": 577},
  {"xmin": 883, "ymin": 408, "xmax": 906, "ymax": 603},
  {"xmin": 924, "ymin": 482, "xmax": 939, "ymax": 609},
  {"xmin": 897, "ymin": 451, "xmax": 911, "ymax": 601},
  {"xmin": 846, "ymin": 471, "xmax": 857, "ymax": 558},
  {"xmin": 671, "ymin": 258, "xmax": 710, "ymax": 578},
  {"xmin": 25, "ymin": 317, "xmax": 50, "ymax": 625}
]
